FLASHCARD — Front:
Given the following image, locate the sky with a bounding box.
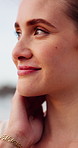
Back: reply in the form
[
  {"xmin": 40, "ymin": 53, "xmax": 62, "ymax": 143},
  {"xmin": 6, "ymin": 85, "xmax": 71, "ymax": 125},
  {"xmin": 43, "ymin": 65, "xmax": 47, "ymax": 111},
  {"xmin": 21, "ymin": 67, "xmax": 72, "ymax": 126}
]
[{"xmin": 0, "ymin": 0, "xmax": 20, "ymax": 86}]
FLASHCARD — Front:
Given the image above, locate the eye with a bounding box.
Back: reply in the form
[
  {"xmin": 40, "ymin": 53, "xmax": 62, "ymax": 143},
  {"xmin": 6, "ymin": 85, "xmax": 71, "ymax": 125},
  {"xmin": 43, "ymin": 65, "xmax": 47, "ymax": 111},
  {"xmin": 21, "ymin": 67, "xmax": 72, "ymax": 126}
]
[
  {"xmin": 15, "ymin": 30, "xmax": 22, "ymax": 40},
  {"xmin": 34, "ymin": 27, "xmax": 49, "ymax": 36}
]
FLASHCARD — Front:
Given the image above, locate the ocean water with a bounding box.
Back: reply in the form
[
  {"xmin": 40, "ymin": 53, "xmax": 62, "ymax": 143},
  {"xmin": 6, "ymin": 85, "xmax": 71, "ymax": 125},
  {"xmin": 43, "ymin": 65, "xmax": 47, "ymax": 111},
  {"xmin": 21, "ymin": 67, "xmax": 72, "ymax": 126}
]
[{"xmin": 0, "ymin": 95, "xmax": 12, "ymax": 121}]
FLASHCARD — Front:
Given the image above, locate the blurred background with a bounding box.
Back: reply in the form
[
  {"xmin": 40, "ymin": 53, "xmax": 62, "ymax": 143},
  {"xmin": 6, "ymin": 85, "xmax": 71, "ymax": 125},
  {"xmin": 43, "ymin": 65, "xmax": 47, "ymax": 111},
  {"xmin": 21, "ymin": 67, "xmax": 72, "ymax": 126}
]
[{"xmin": 0, "ymin": 0, "xmax": 20, "ymax": 121}]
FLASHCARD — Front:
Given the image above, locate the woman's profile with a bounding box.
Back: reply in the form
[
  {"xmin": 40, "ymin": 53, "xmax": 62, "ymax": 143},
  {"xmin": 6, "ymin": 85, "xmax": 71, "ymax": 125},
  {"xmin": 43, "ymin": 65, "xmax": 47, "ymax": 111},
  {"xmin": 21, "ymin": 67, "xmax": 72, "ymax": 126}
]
[{"xmin": 0, "ymin": 0, "xmax": 78, "ymax": 147}]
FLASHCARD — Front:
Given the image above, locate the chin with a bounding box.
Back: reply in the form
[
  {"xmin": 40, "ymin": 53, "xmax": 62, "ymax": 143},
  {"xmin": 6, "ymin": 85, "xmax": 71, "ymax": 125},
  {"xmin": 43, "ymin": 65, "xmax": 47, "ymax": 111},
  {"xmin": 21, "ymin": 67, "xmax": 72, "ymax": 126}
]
[{"xmin": 17, "ymin": 81, "xmax": 43, "ymax": 97}]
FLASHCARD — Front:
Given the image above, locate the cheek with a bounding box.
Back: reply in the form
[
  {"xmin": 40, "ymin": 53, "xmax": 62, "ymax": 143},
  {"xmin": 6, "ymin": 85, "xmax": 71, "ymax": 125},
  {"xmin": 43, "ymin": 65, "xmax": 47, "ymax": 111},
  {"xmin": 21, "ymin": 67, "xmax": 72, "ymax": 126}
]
[
  {"xmin": 36, "ymin": 35, "xmax": 76, "ymax": 68},
  {"xmin": 38, "ymin": 39, "xmax": 78, "ymax": 86},
  {"xmin": 36, "ymin": 40, "xmax": 66, "ymax": 67},
  {"xmin": 35, "ymin": 38, "xmax": 77, "ymax": 81}
]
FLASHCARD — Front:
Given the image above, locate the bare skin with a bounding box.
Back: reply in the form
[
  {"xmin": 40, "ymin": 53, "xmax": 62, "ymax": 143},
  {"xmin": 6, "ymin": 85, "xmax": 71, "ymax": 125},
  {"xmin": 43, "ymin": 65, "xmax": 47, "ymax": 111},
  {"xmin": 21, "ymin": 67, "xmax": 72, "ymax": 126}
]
[
  {"xmin": 12, "ymin": 0, "xmax": 78, "ymax": 147},
  {"xmin": 1, "ymin": 0, "xmax": 78, "ymax": 147},
  {"xmin": 0, "ymin": 91, "xmax": 45, "ymax": 148}
]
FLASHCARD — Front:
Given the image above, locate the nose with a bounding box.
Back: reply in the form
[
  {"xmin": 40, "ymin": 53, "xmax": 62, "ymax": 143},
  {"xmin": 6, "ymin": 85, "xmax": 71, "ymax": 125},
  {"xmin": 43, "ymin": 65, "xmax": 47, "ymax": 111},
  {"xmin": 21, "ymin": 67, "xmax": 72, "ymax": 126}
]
[{"xmin": 12, "ymin": 39, "xmax": 33, "ymax": 64}]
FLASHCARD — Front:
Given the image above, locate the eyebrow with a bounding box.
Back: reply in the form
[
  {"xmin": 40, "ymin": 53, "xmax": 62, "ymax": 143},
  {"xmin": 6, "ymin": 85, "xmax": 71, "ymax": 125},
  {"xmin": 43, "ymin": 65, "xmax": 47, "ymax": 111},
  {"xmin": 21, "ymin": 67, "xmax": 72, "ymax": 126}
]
[
  {"xmin": 27, "ymin": 18, "xmax": 55, "ymax": 28},
  {"xmin": 14, "ymin": 18, "xmax": 55, "ymax": 29}
]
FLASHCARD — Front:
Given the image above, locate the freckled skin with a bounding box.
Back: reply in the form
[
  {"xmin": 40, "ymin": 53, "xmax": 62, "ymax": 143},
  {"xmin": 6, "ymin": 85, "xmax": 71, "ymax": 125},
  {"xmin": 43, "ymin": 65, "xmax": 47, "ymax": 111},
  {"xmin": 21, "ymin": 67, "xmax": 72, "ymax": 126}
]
[{"xmin": 12, "ymin": 0, "xmax": 78, "ymax": 97}]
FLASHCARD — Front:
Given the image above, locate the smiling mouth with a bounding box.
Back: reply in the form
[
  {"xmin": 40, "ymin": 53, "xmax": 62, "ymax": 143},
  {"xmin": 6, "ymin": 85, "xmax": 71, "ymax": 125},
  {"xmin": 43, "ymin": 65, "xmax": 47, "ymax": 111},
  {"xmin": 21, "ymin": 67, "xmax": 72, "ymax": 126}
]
[{"xmin": 17, "ymin": 66, "xmax": 41, "ymax": 76}]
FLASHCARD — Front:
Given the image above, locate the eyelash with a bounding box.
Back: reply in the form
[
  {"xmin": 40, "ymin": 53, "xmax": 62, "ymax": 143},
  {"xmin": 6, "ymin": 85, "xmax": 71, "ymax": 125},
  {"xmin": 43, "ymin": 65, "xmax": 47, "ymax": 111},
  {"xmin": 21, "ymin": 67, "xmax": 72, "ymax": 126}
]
[
  {"xmin": 15, "ymin": 31, "xmax": 21, "ymax": 39},
  {"xmin": 34, "ymin": 27, "xmax": 49, "ymax": 36},
  {"xmin": 15, "ymin": 27, "xmax": 49, "ymax": 39}
]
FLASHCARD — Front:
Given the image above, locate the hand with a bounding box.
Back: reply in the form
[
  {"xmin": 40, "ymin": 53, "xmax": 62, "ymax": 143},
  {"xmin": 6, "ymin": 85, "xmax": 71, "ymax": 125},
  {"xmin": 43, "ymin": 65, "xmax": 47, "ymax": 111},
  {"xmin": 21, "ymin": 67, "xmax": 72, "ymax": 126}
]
[{"xmin": 1, "ymin": 91, "xmax": 46, "ymax": 148}]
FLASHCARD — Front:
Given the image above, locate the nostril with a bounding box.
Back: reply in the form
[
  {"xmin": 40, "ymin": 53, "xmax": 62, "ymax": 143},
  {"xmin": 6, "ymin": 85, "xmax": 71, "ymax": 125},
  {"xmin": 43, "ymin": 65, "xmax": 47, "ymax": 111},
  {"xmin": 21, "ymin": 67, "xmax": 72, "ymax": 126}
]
[{"xmin": 18, "ymin": 56, "xmax": 26, "ymax": 60}]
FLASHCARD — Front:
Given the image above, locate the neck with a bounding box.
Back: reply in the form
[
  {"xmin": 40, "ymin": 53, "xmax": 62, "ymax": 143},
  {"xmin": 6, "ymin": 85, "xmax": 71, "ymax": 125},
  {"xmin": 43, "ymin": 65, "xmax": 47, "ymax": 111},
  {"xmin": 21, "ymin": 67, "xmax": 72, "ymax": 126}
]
[{"xmin": 43, "ymin": 89, "xmax": 78, "ymax": 145}]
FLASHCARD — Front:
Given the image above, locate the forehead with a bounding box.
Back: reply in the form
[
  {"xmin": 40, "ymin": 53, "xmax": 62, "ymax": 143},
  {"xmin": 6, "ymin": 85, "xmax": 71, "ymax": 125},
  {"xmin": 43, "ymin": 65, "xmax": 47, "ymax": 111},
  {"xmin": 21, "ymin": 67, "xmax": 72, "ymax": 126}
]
[
  {"xmin": 18, "ymin": 0, "xmax": 64, "ymax": 19},
  {"xmin": 20, "ymin": 0, "xmax": 51, "ymax": 10},
  {"xmin": 16, "ymin": 0, "xmax": 66, "ymax": 28}
]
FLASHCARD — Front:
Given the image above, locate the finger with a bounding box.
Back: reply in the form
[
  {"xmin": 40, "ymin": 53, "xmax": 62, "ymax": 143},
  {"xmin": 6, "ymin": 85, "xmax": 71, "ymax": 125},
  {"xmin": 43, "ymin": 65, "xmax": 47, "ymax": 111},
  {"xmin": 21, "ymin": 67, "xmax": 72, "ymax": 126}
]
[
  {"xmin": 9, "ymin": 90, "xmax": 29, "ymax": 127},
  {"xmin": 28, "ymin": 105, "xmax": 44, "ymax": 146}
]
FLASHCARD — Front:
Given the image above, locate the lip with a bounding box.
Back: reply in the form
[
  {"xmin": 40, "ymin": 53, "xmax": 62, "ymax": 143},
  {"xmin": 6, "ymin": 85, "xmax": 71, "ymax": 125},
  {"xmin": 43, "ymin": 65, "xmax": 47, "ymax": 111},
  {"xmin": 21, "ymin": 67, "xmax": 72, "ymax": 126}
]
[{"xmin": 17, "ymin": 66, "xmax": 41, "ymax": 76}]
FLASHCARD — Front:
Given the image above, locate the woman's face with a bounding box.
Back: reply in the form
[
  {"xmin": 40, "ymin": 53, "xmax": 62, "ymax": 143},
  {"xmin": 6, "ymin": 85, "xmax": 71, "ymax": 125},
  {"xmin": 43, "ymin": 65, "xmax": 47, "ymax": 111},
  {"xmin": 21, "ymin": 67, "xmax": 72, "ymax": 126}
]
[{"xmin": 12, "ymin": 0, "xmax": 78, "ymax": 96}]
